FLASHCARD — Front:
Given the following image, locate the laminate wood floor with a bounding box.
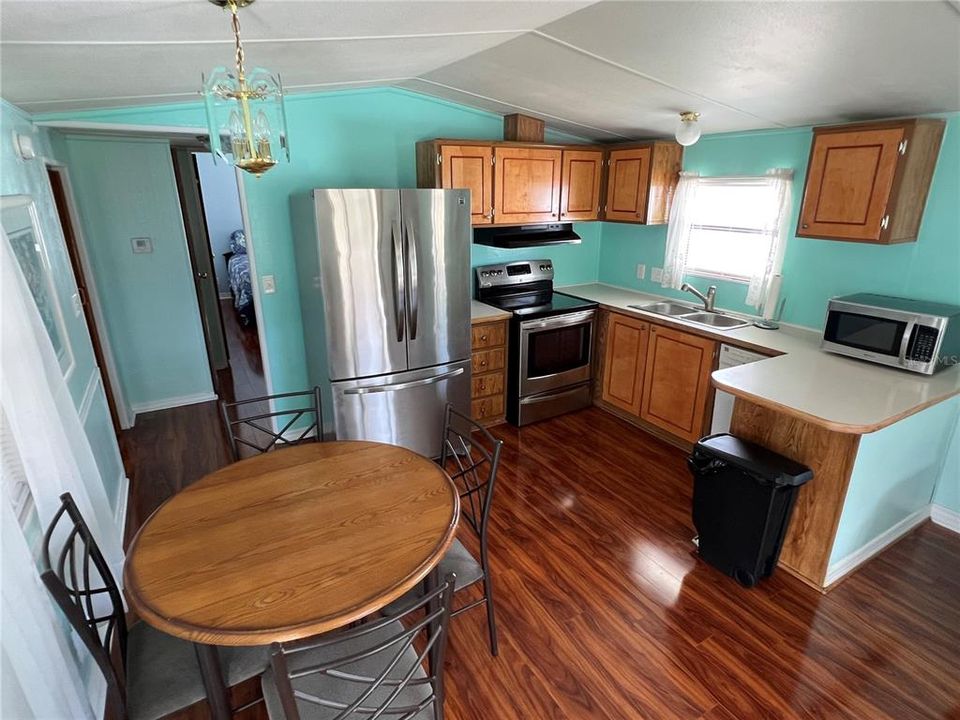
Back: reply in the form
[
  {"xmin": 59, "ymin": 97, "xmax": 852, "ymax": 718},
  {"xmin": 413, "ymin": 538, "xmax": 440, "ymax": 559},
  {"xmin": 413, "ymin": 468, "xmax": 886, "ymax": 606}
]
[{"xmin": 124, "ymin": 406, "xmax": 960, "ymax": 719}]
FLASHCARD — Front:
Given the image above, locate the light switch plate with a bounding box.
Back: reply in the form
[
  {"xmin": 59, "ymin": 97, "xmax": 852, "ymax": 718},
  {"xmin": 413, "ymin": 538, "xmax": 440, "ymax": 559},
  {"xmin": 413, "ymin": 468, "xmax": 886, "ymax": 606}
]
[
  {"xmin": 131, "ymin": 237, "xmax": 153, "ymax": 254},
  {"xmin": 261, "ymin": 275, "xmax": 276, "ymax": 294},
  {"xmin": 71, "ymin": 293, "xmax": 83, "ymax": 316},
  {"xmin": 636, "ymin": 264, "xmax": 646, "ymax": 280},
  {"xmin": 651, "ymin": 267, "xmax": 663, "ymax": 283}
]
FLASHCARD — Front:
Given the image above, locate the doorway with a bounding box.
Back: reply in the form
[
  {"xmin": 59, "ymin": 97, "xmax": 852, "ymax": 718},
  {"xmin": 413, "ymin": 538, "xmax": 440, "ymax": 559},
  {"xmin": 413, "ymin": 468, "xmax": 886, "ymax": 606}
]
[
  {"xmin": 170, "ymin": 148, "xmax": 265, "ymax": 404},
  {"xmin": 46, "ymin": 165, "xmax": 126, "ymax": 431}
]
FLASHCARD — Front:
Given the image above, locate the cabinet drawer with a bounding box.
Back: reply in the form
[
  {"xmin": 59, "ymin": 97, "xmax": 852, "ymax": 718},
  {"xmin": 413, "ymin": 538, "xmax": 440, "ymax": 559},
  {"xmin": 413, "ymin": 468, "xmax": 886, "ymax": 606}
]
[
  {"xmin": 471, "ymin": 348, "xmax": 505, "ymax": 373},
  {"xmin": 472, "ymin": 372, "xmax": 504, "ymax": 399},
  {"xmin": 471, "ymin": 322, "xmax": 506, "ymax": 349},
  {"xmin": 472, "ymin": 395, "xmax": 505, "ymax": 422}
]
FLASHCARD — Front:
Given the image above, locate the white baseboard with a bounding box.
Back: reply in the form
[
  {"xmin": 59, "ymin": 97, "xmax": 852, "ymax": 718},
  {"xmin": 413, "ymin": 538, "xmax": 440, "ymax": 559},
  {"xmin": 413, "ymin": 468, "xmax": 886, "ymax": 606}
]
[
  {"xmin": 931, "ymin": 503, "xmax": 960, "ymax": 533},
  {"xmin": 825, "ymin": 505, "xmax": 932, "ymax": 587},
  {"xmin": 130, "ymin": 391, "xmax": 218, "ymax": 419}
]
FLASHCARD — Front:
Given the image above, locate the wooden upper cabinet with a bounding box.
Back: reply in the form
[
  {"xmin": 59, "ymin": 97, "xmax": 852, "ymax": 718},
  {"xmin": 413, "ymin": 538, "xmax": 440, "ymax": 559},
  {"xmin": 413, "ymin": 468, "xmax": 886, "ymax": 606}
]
[
  {"xmin": 494, "ymin": 146, "xmax": 563, "ymax": 225},
  {"xmin": 603, "ymin": 141, "xmax": 683, "ymax": 225},
  {"xmin": 601, "ymin": 312, "xmax": 649, "ymax": 415},
  {"xmin": 417, "ymin": 142, "xmax": 493, "ymax": 225},
  {"xmin": 797, "ymin": 119, "xmax": 945, "ymax": 244},
  {"xmin": 639, "ymin": 325, "xmax": 716, "ymax": 443},
  {"xmin": 560, "ymin": 149, "xmax": 604, "ymax": 222}
]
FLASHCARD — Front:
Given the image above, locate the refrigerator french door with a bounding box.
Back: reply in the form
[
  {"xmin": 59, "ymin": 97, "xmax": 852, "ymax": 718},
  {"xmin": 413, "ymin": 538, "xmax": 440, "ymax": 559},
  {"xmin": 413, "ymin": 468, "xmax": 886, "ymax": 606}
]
[{"xmin": 312, "ymin": 189, "xmax": 471, "ymax": 457}]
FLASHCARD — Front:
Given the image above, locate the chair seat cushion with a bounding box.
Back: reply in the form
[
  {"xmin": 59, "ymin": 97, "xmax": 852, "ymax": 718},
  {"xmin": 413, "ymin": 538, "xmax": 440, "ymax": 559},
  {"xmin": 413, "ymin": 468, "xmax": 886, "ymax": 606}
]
[
  {"xmin": 261, "ymin": 620, "xmax": 434, "ymax": 720},
  {"xmin": 381, "ymin": 538, "xmax": 483, "ymax": 616},
  {"xmin": 126, "ymin": 622, "xmax": 269, "ymax": 720}
]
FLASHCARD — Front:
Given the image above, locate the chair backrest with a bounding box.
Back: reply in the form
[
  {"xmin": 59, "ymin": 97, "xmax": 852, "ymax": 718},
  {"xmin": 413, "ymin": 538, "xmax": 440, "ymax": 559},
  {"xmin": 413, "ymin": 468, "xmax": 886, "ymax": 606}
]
[
  {"xmin": 220, "ymin": 387, "xmax": 324, "ymax": 460},
  {"xmin": 40, "ymin": 492, "xmax": 128, "ymax": 715},
  {"xmin": 268, "ymin": 574, "xmax": 456, "ymax": 720},
  {"xmin": 439, "ymin": 403, "xmax": 503, "ymax": 544}
]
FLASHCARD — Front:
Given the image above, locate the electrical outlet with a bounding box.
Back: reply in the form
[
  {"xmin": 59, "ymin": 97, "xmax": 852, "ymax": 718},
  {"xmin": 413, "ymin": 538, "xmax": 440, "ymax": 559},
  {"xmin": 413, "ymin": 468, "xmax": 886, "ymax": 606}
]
[
  {"xmin": 261, "ymin": 275, "xmax": 276, "ymax": 294},
  {"xmin": 635, "ymin": 263, "xmax": 646, "ymax": 280},
  {"xmin": 651, "ymin": 267, "xmax": 663, "ymax": 283}
]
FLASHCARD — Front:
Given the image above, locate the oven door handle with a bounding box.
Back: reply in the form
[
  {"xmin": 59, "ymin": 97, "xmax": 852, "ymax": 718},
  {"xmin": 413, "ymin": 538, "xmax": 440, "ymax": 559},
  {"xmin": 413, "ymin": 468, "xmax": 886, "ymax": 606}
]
[{"xmin": 520, "ymin": 310, "xmax": 596, "ymax": 331}]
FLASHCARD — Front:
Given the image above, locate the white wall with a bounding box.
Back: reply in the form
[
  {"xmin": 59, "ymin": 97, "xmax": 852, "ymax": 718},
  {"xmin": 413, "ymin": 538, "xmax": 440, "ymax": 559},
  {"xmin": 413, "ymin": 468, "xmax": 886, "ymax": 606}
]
[{"xmin": 194, "ymin": 152, "xmax": 243, "ymax": 296}]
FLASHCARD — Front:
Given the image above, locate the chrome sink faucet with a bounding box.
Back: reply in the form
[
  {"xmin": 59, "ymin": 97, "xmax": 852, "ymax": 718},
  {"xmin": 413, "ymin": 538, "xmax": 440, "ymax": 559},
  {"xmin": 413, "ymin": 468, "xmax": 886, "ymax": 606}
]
[{"xmin": 681, "ymin": 282, "xmax": 717, "ymax": 311}]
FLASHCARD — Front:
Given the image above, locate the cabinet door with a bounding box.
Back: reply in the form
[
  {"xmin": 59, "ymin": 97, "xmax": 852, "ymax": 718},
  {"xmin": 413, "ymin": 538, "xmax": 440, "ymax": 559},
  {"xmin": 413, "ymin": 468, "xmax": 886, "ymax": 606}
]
[
  {"xmin": 440, "ymin": 144, "xmax": 493, "ymax": 225},
  {"xmin": 601, "ymin": 313, "xmax": 649, "ymax": 415},
  {"xmin": 493, "ymin": 147, "xmax": 563, "ymax": 225},
  {"xmin": 604, "ymin": 147, "xmax": 652, "ymax": 223},
  {"xmin": 797, "ymin": 127, "xmax": 904, "ymax": 241},
  {"xmin": 560, "ymin": 149, "xmax": 603, "ymax": 221},
  {"xmin": 640, "ymin": 325, "xmax": 716, "ymax": 442}
]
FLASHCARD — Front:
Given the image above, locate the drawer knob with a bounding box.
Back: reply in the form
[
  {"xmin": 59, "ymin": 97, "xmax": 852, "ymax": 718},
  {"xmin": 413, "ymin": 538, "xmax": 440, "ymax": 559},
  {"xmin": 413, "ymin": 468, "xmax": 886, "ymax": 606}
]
[
  {"xmin": 478, "ymin": 381, "xmax": 486, "ymax": 391},
  {"xmin": 480, "ymin": 334, "xmax": 488, "ymax": 341}
]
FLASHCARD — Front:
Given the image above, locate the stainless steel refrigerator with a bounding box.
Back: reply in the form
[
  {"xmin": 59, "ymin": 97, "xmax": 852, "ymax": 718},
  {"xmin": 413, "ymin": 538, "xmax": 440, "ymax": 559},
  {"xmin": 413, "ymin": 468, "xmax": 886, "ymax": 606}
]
[{"xmin": 293, "ymin": 189, "xmax": 472, "ymax": 457}]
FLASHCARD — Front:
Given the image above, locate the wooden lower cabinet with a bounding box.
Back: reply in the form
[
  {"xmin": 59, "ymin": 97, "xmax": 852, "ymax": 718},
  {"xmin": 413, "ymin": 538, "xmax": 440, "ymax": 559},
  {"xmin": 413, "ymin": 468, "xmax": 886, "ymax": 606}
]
[
  {"xmin": 470, "ymin": 319, "xmax": 508, "ymax": 426},
  {"xmin": 600, "ymin": 313, "xmax": 649, "ymax": 415},
  {"xmin": 639, "ymin": 325, "xmax": 717, "ymax": 443},
  {"xmin": 596, "ymin": 310, "xmax": 717, "ymax": 445}
]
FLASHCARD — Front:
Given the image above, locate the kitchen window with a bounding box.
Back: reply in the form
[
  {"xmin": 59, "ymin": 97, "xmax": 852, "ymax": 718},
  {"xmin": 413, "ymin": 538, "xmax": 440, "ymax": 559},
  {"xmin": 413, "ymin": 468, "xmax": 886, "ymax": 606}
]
[{"xmin": 662, "ymin": 169, "xmax": 793, "ymax": 307}]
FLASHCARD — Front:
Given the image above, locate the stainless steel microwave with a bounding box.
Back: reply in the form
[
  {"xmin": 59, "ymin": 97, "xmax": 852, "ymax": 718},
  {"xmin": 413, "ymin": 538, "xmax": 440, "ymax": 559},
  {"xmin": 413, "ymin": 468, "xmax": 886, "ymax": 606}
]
[{"xmin": 822, "ymin": 294, "xmax": 960, "ymax": 375}]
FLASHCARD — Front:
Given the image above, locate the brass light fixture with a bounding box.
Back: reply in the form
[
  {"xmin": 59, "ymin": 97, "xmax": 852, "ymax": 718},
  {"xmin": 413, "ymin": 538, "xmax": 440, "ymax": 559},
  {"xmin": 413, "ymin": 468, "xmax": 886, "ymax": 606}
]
[
  {"xmin": 201, "ymin": 0, "xmax": 289, "ymax": 176},
  {"xmin": 674, "ymin": 111, "xmax": 702, "ymax": 147}
]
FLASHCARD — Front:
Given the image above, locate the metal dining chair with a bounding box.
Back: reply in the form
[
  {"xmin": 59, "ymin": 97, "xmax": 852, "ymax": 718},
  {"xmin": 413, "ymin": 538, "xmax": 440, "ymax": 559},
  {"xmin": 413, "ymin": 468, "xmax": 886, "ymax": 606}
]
[
  {"xmin": 40, "ymin": 492, "xmax": 269, "ymax": 720},
  {"xmin": 384, "ymin": 404, "xmax": 503, "ymax": 656},
  {"xmin": 261, "ymin": 573, "xmax": 456, "ymax": 720},
  {"xmin": 220, "ymin": 387, "xmax": 324, "ymax": 461}
]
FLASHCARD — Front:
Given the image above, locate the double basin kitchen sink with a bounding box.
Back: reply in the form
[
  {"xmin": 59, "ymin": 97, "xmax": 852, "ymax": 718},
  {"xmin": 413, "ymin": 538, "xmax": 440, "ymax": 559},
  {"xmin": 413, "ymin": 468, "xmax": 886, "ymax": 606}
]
[{"xmin": 626, "ymin": 301, "xmax": 751, "ymax": 330}]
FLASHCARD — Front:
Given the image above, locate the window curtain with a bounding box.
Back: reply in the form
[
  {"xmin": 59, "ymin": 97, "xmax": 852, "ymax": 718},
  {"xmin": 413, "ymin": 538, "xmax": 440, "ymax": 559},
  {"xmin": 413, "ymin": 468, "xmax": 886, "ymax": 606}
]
[
  {"xmin": 745, "ymin": 168, "xmax": 793, "ymax": 308},
  {"xmin": 661, "ymin": 171, "xmax": 700, "ymax": 290},
  {"xmin": 1, "ymin": 227, "xmax": 124, "ymax": 717}
]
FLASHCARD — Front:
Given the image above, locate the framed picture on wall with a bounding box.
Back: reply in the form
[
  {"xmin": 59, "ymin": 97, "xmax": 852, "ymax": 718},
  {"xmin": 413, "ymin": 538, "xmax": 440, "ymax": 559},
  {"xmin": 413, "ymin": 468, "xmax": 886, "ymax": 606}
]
[{"xmin": 2, "ymin": 194, "xmax": 74, "ymax": 379}]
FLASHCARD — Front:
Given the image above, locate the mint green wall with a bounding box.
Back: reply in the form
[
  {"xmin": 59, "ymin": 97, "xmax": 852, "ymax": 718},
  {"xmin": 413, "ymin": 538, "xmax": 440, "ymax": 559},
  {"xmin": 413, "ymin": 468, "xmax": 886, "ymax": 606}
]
[
  {"xmin": 62, "ymin": 135, "xmax": 213, "ymax": 412},
  {"xmin": 934, "ymin": 414, "xmax": 960, "ymax": 513},
  {"xmin": 598, "ymin": 114, "xmax": 960, "ymax": 329},
  {"xmin": 38, "ymin": 88, "xmax": 599, "ymax": 395},
  {"xmin": 831, "ymin": 398, "xmax": 960, "ymax": 564}
]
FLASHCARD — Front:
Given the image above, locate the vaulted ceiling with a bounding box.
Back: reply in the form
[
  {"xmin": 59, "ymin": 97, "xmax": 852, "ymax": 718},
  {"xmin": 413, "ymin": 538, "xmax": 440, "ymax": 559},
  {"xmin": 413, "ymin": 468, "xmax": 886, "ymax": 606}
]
[{"xmin": 2, "ymin": 1, "xmax": 959, "ymax": 140}]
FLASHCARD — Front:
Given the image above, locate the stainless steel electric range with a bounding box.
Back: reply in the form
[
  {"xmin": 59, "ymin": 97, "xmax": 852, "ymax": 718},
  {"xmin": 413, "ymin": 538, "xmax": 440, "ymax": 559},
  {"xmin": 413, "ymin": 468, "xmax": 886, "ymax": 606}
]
[{"xmin": 475, "ymin": 260, "xmax": 597, "ymax": 426}]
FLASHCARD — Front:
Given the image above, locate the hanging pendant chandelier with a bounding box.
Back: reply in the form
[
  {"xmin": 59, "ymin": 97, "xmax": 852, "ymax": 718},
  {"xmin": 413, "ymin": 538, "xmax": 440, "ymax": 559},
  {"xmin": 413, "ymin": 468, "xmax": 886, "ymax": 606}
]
[{"xmin": 201, "ymin": 0, "xmax": 289, "ymax": 177}]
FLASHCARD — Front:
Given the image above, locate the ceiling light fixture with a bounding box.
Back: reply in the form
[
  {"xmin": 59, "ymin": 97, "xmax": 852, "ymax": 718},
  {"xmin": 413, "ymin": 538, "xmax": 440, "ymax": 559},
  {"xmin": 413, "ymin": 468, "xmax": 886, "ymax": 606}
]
[
  {"xmin": 675, "ymin": 111, "xmax": 702, "ymax": 147},
  {"xmin": 201, "ymin": 0, "xmax": 289, "ymax": 177}
]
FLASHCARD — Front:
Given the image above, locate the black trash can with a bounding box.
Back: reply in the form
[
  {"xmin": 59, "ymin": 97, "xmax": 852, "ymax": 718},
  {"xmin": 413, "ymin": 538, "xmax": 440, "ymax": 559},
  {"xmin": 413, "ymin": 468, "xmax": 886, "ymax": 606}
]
[{"xmin": 688, "ymin": 433, "xmax": 813, "ymax": 587}]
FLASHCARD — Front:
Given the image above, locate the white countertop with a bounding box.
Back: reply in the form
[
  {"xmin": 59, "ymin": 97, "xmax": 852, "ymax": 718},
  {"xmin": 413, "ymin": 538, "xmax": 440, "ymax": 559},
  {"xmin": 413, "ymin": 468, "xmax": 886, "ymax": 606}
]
[
  {"xmin": 559, "ymin": 283, "xmax": 960, "ymax": 434},
  {"xmin": 471, "ymin": 300, "xmax": 511, "ymax": 323}
]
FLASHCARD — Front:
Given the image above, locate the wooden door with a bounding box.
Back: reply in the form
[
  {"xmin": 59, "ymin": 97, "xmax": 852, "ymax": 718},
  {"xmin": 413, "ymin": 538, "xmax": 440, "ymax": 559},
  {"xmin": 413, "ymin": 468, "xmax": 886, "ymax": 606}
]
[
  {"xmin": 560, "ymin": 149, "xmax": 603, "ymax": 221},
  {"xmin": 493, "ymin": 147, "xmax": 563, "ymax": 225},
  {"xmin": 440, "ymin": 144, "xmax": 493, "ymax": 225},
  {"xmin": 604, "ymin": 147, "xmax": 652, "ymax": 223},
  {"xmin": 640, "ymin": 325, "xmax": 716, "ymax": 442},
  {"xmin": 797, "ymin": 127, "xmax": 905, "ymax": 242},
  {"xmin": 601, "ymin": 313, "xmax": 648, "ymax": 415}
]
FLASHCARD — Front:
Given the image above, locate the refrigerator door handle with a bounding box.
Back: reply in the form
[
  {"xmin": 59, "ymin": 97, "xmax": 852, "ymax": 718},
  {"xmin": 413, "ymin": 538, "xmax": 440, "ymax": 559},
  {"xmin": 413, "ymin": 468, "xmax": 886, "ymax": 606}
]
[
  {"xmin": 342, "ymin": 367, "xmax": 464, "ymax": 395},
  {"xmin": 404, "ymin": 221, "xmax": 419, "ymax": 340},
  {"xmin": 391, "ymin": 223, "xmax": 405, "ymax": 342}
]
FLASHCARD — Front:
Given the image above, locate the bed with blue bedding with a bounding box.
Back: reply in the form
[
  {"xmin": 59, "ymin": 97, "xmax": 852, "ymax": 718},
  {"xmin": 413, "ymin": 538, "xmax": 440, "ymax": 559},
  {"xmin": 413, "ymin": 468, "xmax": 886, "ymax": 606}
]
[{"xmin": 225, "ymin": 229, "xmax": 255, "ymax": 327}]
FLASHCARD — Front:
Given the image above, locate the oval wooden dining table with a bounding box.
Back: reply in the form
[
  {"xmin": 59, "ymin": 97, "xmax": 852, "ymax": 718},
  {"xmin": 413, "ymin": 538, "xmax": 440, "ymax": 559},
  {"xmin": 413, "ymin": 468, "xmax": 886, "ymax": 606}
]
[{"xmin": 123, "ymin": 441, "xmax": 460, "ymax": 720}]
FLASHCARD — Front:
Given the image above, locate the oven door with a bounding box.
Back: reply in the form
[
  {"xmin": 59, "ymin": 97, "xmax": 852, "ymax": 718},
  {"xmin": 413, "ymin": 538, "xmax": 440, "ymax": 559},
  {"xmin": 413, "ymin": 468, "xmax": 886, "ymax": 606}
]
[{"xmin": 519, "ymin": 309, "xmax": 595, "ymax": 396}]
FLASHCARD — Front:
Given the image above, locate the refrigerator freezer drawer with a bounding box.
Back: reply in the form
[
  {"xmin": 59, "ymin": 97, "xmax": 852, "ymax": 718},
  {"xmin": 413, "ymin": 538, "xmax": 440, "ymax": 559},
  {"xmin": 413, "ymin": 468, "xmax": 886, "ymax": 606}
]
[{"xmin": 331, "ymin": 360, "xmax": 471, "ymax": 458}]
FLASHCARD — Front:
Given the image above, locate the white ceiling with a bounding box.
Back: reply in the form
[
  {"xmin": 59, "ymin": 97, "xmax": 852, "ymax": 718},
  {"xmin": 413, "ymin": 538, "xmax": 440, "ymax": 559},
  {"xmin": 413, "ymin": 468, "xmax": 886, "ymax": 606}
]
[{"xmin": 2, "ymin": 1, "xmax": 959, "ymax": 140}]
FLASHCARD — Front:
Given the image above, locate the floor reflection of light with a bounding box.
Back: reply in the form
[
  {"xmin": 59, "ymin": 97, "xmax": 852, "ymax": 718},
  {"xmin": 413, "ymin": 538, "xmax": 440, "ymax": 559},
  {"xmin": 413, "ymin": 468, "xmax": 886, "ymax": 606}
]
[
  {"xmin": 629, "ymin": 541, "xmax": 692, "ymax": 607},
  {"xmin": 560, "ymin": 493, "xmax": 576, "ymax": 510}
]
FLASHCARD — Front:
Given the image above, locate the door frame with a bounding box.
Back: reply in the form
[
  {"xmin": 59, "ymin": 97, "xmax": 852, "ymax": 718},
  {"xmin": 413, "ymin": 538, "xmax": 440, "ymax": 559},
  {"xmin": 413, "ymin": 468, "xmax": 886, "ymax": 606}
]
[
  {"xmin": 44, "ymin": 161, "xmax": 133, "ymax": 430},
  {"xmin": 170, "ymin": 146, "xmax": 231, "ymax": 386}
]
